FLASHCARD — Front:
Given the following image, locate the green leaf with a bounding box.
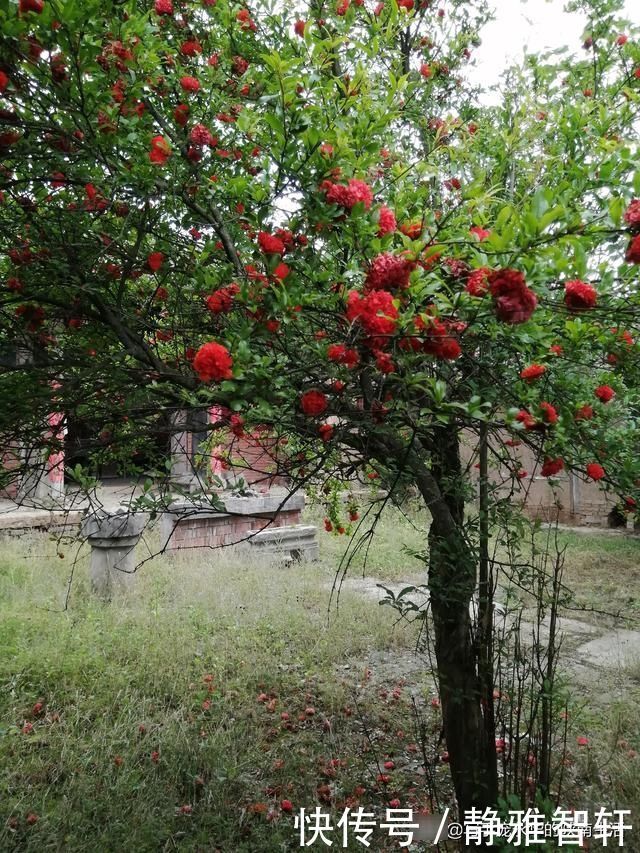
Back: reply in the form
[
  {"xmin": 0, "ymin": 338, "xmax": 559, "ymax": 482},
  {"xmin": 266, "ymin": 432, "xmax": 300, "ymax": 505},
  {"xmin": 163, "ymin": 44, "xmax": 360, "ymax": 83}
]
[
  {"xmin": 531, "ymin": 188, "xmax": 550, "ymax": 221},
  {"xmin": 609, "ymin": 197, "xmax": 624, "ymax": 226},
  {"xmin": 494, "ymin": 205, "xmax": 514, "ymax": 232}
]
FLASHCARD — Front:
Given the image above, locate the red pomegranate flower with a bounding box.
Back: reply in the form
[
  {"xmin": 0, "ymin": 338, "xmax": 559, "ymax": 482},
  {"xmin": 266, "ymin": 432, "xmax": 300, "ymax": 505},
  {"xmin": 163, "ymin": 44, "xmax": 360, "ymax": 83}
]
[
  {"xmin": 400, "ymin": 221, "xmax": 422, "ymax": 239},
  {"xmin": 154, "ymin": 0, "xmax": 173, "ymax": 12},
  {"xmin": 377, "ymin": 205, "xmax": 397, "ymax": 236},
  {"xmin": 272, "ymin": 262, "xmax": 290, "ymax": 280},
  {"xmin": 539, "ymin": 402, "xmax": 558, "ymax": 424},
  {"xmin": 19, "ymin": 0, "xmax": 44, "ymax": 12},
  {"xmin": 205, "ymin": 283, "xmax": 239, "ymax": 314},
  {"xmin": 324, "ymin": 178, "xmax": 373, "ymax": 211},
  {"xmin": 541, "ymin": 457, "xmax": 564, "ymax": 477},
  {"xmin": 626, "ymin": 234, "xmax": 640, "ymax": 264},
  {"xmin": 258, "ymin": 231, "xmax": 286, "ymax": 255},
  {"xmin": 365, "ymin": 253, "xmax": 414, "ymax": 291},
  {"xmin": 294, "ymin": 19, "xmax": 306, "ymax": 36},
  {"xmin": 174, "ymin": 104, "xmax": 189, "ymax": 126},
  {"xmin": 147, "ymin": 252, "xmax": 164, "ymax": 272},
  {"xmin": 193, "ymin": 342, "xmax": 233, "ymax": 382},
  {"xmin": 611, "ymin": 327, "xmax": 634, "ymax": 347},
  {"xmin": 375, "ymin": 351, "xmax": 395, "ymax": 373},
  {"xmin": 515, "ymin": 409, "xmax": 537, "ymax": 430},
  {"xmin": 318, "ymin": 423, "xmax": 334, "ymax": 442},
  {"xmin": 465, "ymin": 268, "xmax": 490, "ymax": 297},
  {"xmin": 586, "ymin": 462, "xmax": 605, "ymax": 481},
  {"xmin": 520, "ymin": 364, "xmax": 546, "ymax": 382},
  {"xmin": 181, "ymin": 40, "xmax": 202, "ymax": 57},
  {"xmin": 149, "ymin": 135, "xmax": 171, "ymax": 165},
  {"xmin": 346, "ymin": 290, "xmax": 398, "ymax": 341},
  {"xmin": 444, "ymin": 258, "xmax": 471, "ymax": 280},
  {"xmin": 180, "ymin": 76, "xmax": 200, "ymax": 93},
  {"xmin": 488, "ymin": 269, "xmax": 537, "ymax": 324},
  {"xmin": 564, "ymin": 279, "xmax": 597, "ymax": 311},
  {"xmin": 421, "ymin": 318, "xmax": 462, "ymax": 360},
  {"xmin": 232, "ymin": 55, "xmax": 249, "ymax": 75},
  {"xmin": 623, "ymin": 199, "xmax": 640, "ymax": 230},
  {"xmin": 327, "ymin": 344, "xmax": 360, "ymax": 368},
  {"xmin": 438, "ymin": 337, "xmax": 462, "ymax": 360},
  {"xmin": 595, "ymin": 385, "xmax": 615, "ymax": 403},
  {"xmin": 190, "ymin": 124, "xmax": 215, "ymax": 147},
  {"xmin": 470, "ymin": 225, "xmax": 491, "ymax": 241},
  {"xmin": 575, "ymin": 404, "xmax": 594, "ymax": 420},
  {"xmin": 301, "ymin": 390, "xmax": 329, "ymax": 416}
]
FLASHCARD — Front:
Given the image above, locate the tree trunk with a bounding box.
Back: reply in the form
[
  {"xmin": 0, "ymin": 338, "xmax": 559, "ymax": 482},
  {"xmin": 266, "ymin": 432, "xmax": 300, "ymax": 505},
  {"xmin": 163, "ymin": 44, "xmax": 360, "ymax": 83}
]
[{"xmin": 426, "ymin": 427, "xmax": 498, "ymax": 816}]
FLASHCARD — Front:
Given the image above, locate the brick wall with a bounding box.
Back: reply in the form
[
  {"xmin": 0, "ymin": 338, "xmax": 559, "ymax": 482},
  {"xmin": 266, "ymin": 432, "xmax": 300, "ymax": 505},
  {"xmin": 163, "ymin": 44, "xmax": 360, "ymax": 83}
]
[
  {"xmin": 161, "ymin": 508, "xmax": 301, "ymax": 549},
  {"xmin": 160, "ymin": 494, "xmax": 305, "ymax": 550},
  {"xmin": 217, "ymin": 429, "xmax": 289, "ymax": 489},
  {"xmin": 0, "ymin": 445, "xmax": 20, "ymax": 500}
]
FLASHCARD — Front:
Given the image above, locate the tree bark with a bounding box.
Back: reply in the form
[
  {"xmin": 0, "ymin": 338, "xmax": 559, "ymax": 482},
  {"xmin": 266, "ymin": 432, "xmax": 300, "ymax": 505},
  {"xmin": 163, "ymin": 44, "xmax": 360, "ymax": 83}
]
[
  {"xmin": 425, "ymin": 427, "xmax": 499, "ymax": 817},
  {"xmin": 346, "ymin": 425, "xmax": 499, "ymax": 817}
]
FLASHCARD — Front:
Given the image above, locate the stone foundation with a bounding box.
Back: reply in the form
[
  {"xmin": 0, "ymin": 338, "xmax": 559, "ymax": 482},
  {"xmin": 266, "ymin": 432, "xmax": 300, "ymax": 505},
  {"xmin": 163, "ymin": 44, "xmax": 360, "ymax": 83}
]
[{"xmin": 159, "ymin": 492, "xmax": 310, "ymax": 551}]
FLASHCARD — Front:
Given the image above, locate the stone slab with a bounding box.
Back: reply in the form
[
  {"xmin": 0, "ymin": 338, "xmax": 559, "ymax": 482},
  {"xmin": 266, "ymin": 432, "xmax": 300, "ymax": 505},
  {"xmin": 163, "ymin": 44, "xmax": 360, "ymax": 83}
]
[
  {"xmin": 249, "ymin": 524, "xmax": 316, "ymax": 543},
  {"xmin": 167, "ymin": 491, "xmax": 305, "ymax": 517},
  {"xmin": 0, "ymin": 508, "xmax": 83, "ymax": 532},
  {"xmin": 517, "ymin": 616, "xmax": 602, "ymax": 644},
  {"xmin": 574, "ymin": 629, "xmax": 640, "ymax": 669},
  {"xmin": 248, "ymin": 524, "xmax": 319, "ymax": 561}
]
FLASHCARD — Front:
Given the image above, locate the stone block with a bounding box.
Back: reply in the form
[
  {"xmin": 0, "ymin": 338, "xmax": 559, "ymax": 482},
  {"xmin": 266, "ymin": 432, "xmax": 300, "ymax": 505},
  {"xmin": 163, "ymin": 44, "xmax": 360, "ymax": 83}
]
[
  {"xmin": 81, "ymin": 510, "xmax": 148, "ymax": 599},
  {"xmin": 248, "ymin": 524, "xmax": 319, "ymax": 561}
]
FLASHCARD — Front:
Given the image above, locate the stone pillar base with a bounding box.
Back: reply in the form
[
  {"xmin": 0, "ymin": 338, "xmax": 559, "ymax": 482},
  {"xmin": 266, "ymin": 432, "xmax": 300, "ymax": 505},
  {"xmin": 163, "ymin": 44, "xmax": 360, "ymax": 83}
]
[{"xmin": 81, "ymin": 511, "xmax": 148, "ymax": 600}]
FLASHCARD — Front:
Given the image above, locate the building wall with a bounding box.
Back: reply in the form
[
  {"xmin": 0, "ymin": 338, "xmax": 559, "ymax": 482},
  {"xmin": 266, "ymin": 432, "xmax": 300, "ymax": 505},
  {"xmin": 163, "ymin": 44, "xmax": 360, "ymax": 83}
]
[{"xmin": 462, "ymin": 432, "xmax": 622, "ymax": 528}]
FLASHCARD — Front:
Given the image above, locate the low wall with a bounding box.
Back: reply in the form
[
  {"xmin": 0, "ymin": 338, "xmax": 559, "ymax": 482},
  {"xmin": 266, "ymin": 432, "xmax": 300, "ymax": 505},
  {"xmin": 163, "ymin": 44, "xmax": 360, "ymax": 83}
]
[{"xmin": 159, "ymin": 492, "xmax": 305, "ymax": 550}]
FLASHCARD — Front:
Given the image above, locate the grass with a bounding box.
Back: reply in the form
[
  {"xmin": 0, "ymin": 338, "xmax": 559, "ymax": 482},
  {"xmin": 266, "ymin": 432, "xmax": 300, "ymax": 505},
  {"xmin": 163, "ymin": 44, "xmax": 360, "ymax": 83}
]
[
  {"xmin": 552, "ymin": 529, "xmax": 640, "ymax": 621},
  {"xmin": 0, "ymin": 511, "xmax": 439, "ymax": 852},
  {"xmin": 1, "ymin": 508, "xmax": 640, "ymax": 850}
]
